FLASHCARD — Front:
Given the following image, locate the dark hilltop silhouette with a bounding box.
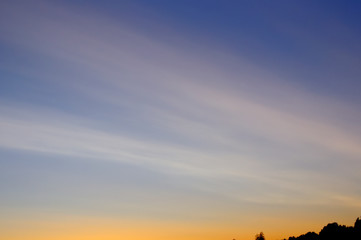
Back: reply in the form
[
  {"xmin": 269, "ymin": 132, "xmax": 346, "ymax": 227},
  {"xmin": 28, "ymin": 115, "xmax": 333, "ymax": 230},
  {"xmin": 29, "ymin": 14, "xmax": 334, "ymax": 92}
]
[{"xmin": 252, "ymin": 216, "xmax": 361, "ymax": 240}]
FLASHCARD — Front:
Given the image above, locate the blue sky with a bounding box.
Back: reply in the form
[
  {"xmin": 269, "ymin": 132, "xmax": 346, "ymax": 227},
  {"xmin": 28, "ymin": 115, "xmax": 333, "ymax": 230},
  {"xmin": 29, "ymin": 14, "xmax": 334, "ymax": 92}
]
[{"xmin": 1, "ymin": 1, "xmax": 361, "ymax": 239}]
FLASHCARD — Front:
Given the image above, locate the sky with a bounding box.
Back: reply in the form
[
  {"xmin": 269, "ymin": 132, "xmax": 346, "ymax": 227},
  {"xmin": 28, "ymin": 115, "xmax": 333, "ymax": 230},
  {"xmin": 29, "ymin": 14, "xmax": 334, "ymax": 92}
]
[{"xmin": 1, "ymin": 0, "xmax": 361, "ymax": 239}]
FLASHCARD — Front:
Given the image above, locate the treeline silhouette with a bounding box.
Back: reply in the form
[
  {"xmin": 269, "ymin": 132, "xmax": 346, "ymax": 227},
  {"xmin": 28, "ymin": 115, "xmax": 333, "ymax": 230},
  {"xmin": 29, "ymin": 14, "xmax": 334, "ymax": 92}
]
[{"xmin": 281, "ymin": 216, "xmax": 361, "ymax": 240}]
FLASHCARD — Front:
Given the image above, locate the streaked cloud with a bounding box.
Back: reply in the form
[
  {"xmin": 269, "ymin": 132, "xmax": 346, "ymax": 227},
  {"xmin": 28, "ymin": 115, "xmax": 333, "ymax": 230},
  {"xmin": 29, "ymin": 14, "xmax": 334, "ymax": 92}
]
[{"xmin": 1, "ymin": 1, "xmax": 361, "ymax": 239}]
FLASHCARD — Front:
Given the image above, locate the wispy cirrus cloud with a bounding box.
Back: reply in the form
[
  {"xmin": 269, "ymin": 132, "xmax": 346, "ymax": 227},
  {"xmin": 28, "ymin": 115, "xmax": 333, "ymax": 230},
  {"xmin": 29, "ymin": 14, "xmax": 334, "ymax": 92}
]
[{"xmin": 1, "ymin": 0, "xmax": 361, "ymax": 216}]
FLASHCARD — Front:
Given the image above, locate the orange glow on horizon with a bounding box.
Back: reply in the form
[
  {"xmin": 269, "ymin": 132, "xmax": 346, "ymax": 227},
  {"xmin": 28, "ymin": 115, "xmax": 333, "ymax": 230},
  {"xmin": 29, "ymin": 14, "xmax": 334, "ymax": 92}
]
[{"xmin": 1, "ymin": 212, "xmax": 349, "ymax": 240}]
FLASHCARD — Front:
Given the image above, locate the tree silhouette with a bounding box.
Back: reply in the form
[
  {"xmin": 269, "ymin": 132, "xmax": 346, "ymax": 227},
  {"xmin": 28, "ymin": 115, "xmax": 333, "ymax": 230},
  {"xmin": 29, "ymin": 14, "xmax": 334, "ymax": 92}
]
[
  {"xmin": 255, "ymin": 232, "xmax": 265, "ymax": 240},
  {"xmin": 319, "ymin": 222, "xmax": 354, "ymax": 240},
  {"xmin": 279, "ymin": 216, "xmax": 361, "ymax": 240},
  {"xmin": 355, "ymin": 218, "xmax": 361, "ymax": 240},
  {"xmin": 288, "ymin": 232, "xmax": 319, "ymax": 240}
]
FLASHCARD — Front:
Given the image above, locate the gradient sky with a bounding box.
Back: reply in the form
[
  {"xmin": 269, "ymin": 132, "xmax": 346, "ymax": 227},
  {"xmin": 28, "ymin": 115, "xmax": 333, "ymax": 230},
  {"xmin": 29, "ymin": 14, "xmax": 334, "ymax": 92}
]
[{"xmin": 1, "ymin": 1, "xmax": 361, "ymax": 240}]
